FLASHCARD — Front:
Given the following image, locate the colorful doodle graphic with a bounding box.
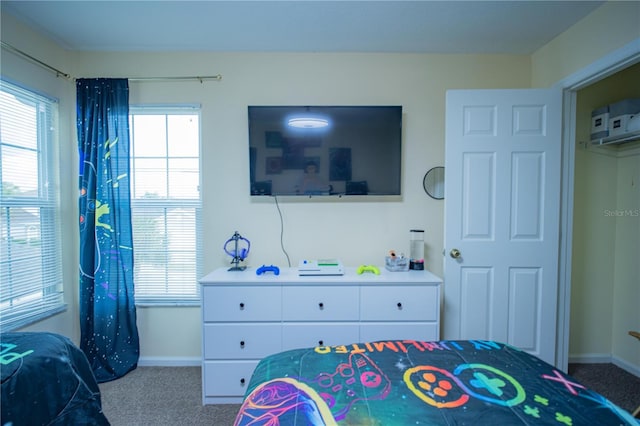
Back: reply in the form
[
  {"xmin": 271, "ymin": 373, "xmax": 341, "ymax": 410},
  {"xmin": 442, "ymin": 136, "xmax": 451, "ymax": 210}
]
[
  {"xmin": 404, "ymin": 366, "xmax": 470, "ymax": 408},
  {"xmin": 542, "ymin": 369, "xmax": 586, "ymax": 395},
  {"xmin": 404, "ymin": 363, "xmax": 525, "ymax": 409},
  {"xmin": 454, "ymin": 363, "xmax": 526, "ymax": 406},
  {"xmin": 233, "ymin": 377, "xmax": 336, "ymax": 426},
  {"xmin": 0, "ymin": 343, "xmax": 34, "ymax": 365},
  {"xmin": 300, "ymin": 352, "xmax": 391, "ymax": 421}
]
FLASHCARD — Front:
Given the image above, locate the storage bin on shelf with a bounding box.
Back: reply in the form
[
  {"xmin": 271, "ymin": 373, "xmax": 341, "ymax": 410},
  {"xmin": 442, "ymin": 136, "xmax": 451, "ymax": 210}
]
[
  {"xmin": 609, "ymin": 98, "xmax": 640, "ymax": 137},
  {"xmin": 385, "ymin": 256, "xmax": 409, "ymax": 272},
  {"xmin": 591, "ymin": 105, "xmax": 609, "ymax": 140},
  {"xmin": 591, "ymin": 98, "xmax": 640, "ymax": 145}
]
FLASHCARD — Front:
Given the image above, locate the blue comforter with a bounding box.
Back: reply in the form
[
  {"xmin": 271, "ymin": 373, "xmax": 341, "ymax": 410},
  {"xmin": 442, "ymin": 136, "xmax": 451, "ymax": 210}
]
[{"xmin": 1, "ymin": 332, "xmax": 109, "ymax": 425}]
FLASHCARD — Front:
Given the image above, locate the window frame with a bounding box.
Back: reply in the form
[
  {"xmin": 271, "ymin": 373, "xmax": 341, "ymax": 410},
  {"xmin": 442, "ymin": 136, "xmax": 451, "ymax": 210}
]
[
  {"xmin": 129, "ymin": 105, "xmax": 203, "ymax": 306},
  {"xmin": 0, "ymin": 79, "xmax": 66, "ymax": 330}
]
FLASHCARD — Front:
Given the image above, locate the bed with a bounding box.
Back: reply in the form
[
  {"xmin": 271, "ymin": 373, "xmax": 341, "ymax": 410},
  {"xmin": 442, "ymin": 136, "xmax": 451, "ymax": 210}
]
[
  {"xmin": 233, "ymin": 339, "xmax": 638, "ymax": 425},
  {"xmin": 1, "ymin": 332, "xmax": 110, "ymax": 425}
]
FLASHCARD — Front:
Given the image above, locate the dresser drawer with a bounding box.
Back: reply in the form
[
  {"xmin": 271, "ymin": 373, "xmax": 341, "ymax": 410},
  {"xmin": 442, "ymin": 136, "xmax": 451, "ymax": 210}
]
[
  {"xmin": 282, "ymin": 323, "xmax": 359, "ymax": 350},
  {"xmin": 360, "ymin": 322, "xmax": 439, "ymax": 342},
  {"xmin": 203, "ymin": 360, "xmax": 258, "ymax": 397},
  {"xmin": 203, "ymin": 324, "xmax": 282, "ymax": 359},
  {"xmin": 282, "ymin": 286, "xmax": 359, "ymax": 321},
  {"xmin": 360, "ymin": 286, "xmax": 438, "ymax": 321},
  {"xmin": 202, "ymin": 286, "xmax": 281, "ymax": 322}
]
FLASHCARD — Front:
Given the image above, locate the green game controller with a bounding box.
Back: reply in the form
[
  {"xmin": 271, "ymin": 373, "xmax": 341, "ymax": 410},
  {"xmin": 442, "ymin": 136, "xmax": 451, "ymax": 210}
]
[{"xmin": 357, "ymin": 265, "xmax": 380, "ymax": 275}]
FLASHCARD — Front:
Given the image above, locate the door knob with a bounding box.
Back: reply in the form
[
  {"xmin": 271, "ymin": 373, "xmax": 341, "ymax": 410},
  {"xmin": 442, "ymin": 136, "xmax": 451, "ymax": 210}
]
[{"xmin": 450, "ymin": 248, "xmax": 461, "ymax": 259}]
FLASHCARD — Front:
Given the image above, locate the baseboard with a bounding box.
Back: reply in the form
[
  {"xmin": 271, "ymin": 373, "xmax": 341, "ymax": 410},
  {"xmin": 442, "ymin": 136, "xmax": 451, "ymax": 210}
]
[
  {"xmin": 569, "ymin": 353, "xmax": 640, "ymax": 378},
  {"xmin": 612, "ymin": 355, "xmax": 640, "ymax": 378},
  {"xmin": 568, "ymin": 353, "xmax": 611, "ymax": 364},
  {"xmin": 138, "ymin": 357, "xmax": 201, "ymax": 367}
]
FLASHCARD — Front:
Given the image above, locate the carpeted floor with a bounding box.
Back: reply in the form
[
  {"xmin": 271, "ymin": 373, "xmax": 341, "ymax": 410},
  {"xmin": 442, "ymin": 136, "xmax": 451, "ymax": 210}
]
[
  {"xmin": 99, "ymin": 363, "xmax": 640, "ymax": 425},
  {"xmin": 568, "ymin": 363, "xmax": 640, "ymax": 415},
  {"xmin": 99, "ymin": 367, "xmax": 238, "ymax": 425}
]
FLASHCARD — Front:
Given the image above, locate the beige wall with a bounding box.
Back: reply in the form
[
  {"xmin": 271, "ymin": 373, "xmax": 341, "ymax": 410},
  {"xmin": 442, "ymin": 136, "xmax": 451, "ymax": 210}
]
[
  {"xmin": 571, "ymin": 63, "xmax": 640, "ymax": 371},
  {"xmin": 531, "ymin": 1, "xmax": 640, "ymax": 87}
]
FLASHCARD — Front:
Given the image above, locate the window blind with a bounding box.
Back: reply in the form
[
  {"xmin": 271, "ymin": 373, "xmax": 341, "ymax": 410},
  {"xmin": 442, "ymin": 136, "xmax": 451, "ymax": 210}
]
[
  {"xmin": 129, "ymin": 107, "xmax": 202, "ymax": 305},
  {"xmin": 0, "ymin": 80, "xmax": 65, "ymax": 330}
]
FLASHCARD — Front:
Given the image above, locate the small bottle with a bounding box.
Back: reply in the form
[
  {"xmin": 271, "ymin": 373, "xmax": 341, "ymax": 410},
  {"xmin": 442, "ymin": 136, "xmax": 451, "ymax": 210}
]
[{"xmin": 409, "ymin": 229, "xmax": 425, "ymax": 270}]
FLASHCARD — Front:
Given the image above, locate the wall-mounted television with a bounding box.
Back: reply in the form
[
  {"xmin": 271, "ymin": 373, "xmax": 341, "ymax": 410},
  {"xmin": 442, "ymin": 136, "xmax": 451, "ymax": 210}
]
[{"xmin": 248, "ymin": 106, "xmax": 402, "ymax": 197}]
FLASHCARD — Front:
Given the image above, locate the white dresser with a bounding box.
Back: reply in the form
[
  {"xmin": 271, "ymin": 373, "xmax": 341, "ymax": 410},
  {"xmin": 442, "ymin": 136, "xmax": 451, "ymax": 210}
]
[{"xmin": 199, "ymin": 266, "xmax": 442, "ymax": 404}]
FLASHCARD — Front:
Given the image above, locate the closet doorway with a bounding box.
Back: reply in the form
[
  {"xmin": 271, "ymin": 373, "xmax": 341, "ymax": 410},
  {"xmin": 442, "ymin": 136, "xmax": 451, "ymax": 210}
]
[
  {"xmin": 571, "ymin": 63, "xmax": 640, "ymax": 372},
  {"xmin": 558, "ymin": 54, "xmax": 640, "ymax": 374}
]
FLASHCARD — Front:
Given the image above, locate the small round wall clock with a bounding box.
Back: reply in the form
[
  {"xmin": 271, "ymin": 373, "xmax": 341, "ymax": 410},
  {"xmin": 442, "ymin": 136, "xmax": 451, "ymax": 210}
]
[{"xmin": 423, "ymin": 166, "xmax": 444, "ymax": 200}]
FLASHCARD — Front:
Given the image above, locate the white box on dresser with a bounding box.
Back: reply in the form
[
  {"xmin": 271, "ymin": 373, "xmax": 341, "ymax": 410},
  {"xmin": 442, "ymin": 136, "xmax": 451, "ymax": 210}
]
[{"xmin": 199, "ymin": 266, "xmax": 442, "ymax": 404}]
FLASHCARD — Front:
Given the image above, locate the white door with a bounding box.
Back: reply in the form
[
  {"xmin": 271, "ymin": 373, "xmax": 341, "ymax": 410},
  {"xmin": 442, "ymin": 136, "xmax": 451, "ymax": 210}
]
[{"xmin": 444, "ymin": 89, "xmax": 562, "ymax": 366}]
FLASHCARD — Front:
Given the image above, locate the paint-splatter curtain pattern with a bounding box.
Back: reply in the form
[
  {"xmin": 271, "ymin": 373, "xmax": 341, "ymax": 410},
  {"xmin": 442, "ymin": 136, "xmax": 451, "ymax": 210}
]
[{"xmin": 77, "ymin": 78, "xmax": 139, "ymax": 382}]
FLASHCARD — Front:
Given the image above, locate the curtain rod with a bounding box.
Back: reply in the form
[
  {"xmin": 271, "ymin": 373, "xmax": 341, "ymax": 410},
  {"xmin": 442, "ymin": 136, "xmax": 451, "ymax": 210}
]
[
  {"xmin": 128, "ymin": 75, "xmax": 222, "ymax": 83},
  {"xmin": 1, "ymin": 41, "xmax": 223, "ymax": 83},
  {"xmin": 1, "ymin": 41, "xmax": 71, "ymax": 79}
]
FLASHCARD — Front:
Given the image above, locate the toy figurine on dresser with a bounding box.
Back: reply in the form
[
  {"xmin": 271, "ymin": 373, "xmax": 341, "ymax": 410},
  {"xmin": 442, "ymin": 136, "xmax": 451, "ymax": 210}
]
[{"xmin": 224, "ymin": 231, "xmax": 250, "ymax": 271}]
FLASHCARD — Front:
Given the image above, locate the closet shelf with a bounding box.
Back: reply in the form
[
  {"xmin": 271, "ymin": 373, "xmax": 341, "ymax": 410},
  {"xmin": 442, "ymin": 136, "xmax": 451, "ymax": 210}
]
[{"xmin": 591, "ymin": 129, "xmax": 640, "ymax": 146}]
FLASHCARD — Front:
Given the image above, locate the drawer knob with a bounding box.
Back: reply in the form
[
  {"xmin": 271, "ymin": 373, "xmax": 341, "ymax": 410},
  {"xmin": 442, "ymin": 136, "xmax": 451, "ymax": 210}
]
[
  {"xmin": 239, "ymin": 302, "xmax": 245, "ymax": 309},
  {"xmin": 397, "ymin": 302, "xmax": 403, "ymax": 309},
  {"xmin": 240, "ymin": 378, "xmax": 245, "ymax": 385},
  {"xmin": 240, "ymin": 340, "xmax": 245, "ymax": 347},
  {"xmin": 318, "ymin": 302, "xmax": 324, "ymax": 309}
]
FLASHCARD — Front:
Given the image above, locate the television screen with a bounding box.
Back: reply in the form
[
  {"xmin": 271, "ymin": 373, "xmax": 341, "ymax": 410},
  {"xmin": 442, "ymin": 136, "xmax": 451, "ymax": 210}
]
[{"xmin": 248, "ymin": 106, "xmax": 402, "ymax": 197}]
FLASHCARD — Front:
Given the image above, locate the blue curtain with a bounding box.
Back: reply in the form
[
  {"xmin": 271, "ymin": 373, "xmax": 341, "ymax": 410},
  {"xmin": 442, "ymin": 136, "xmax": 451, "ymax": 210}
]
[{"xmin": 77, "ymin": 78, "xmax": 139, "ymax": 382}]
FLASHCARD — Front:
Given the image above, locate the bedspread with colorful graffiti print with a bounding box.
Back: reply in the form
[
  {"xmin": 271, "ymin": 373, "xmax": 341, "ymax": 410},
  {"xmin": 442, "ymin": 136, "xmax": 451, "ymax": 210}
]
[{"xmin": 234, "ymin": 340, "xmax": 638, "ymax": 426}]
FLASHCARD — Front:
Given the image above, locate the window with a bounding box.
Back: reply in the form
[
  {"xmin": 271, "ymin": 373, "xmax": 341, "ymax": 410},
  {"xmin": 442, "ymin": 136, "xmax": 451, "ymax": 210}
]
[
  {"xmin": 129, "ymin": 107, "xmax": 202, "ymax": 305},
  {"xmin": 0, "ymin": 80, "xmax": 65, "ymax": 330}
]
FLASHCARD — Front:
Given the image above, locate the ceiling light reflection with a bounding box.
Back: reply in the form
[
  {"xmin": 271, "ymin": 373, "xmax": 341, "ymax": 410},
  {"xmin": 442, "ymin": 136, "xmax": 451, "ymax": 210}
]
[{"xmin": 287, "ymin": 117, "xmax": 329, "ymax": 128}]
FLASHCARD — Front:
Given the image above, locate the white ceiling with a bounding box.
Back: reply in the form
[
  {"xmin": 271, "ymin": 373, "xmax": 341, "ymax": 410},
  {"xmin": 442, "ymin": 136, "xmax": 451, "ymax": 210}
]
[{"xmin": 2, "ymin": 1, "xmax": 604, "ymax": 54}]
